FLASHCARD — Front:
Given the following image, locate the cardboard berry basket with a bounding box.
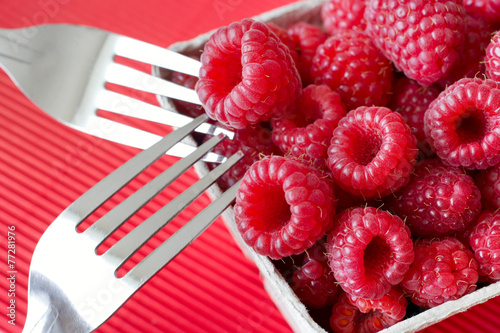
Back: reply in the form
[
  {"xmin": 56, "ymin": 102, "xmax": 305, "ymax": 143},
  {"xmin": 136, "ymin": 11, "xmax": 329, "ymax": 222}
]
[{"xmin": 154, "ymin": 0, "xmax": 500, "ymax": 331}]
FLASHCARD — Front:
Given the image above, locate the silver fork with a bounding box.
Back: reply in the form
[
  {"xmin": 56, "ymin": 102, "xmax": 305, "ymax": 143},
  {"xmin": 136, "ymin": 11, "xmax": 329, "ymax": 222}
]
[
  {"xmin": 0, "ymin": 23, "xmax": 230, "ymax": 163},
  {"xmin": 22, "ymin": 114, "xmax": 243, "ymax": 333}
]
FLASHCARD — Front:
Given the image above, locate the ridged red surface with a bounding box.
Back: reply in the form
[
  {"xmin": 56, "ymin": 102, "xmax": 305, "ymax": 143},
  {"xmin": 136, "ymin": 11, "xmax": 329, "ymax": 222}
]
[{"xmin": 1, "ymin": 1, "xmax": 500, "ymax": 333}]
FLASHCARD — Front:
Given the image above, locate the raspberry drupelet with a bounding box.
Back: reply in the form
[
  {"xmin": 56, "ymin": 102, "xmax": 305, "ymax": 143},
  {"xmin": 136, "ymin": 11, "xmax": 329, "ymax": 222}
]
[
  {"xmin": 310, "ymin": 30, "xmax": 393, "ymax": 110},
  {"xmin": 389, "ymin": 159, "xmax": 482, "ymax": 237},
  {"xmin": 271, "ymin": 84, "xmax": 346, "ymax": 170},
  {"xmin": 330, "ymin": 288, "xmax": 408, "ymax": 333},
  {"xmin": 463, "ymin": 0, "xmax": 500, "ymax": 27},
  {"xmin": 327, "ymin": 106, "xmax": 417, "ymax": 199},
  {"xmin": 291, "ymin": 240, "xmax": 339, "ymax": 308},
  {"xmin": 233, "ymin": 155, "xmax": 335, "ymax": 260},
  {"xmin": 468, "ymin": 211, "xmax": 500, "ymax": 283},
  {"xmin": 364, "ymin": 0, "xmax": 466, "ymax": 86},
  {"xmin": 424, "ymin": 77, "xmax": 500, "ymax": 170},
  {"xmin": 326, "ymin": 207, "xmax": 414, "ymax": 300},
  {"xmin": 401, "ymin": 237, "xmax": 479, "ymax": 308},
  {"xmin": 320, "ymin": 0, "xmax": 367, "ymax": 34},
  {"xmin": 486, "ymin": 31, "xmax": 500, "ymax": 82},
  {"xmin": 195, "ymin": 18, "xmax": 302, "ymax": 129}
]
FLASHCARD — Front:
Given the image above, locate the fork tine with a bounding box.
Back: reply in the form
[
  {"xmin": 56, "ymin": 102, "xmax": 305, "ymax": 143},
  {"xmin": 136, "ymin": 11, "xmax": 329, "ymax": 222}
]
[
  {"xmin": 123, "ymin": 178, "xmax": 242, "ymax": 287},
  {"xmin": 61, "ymin": 114, "xmax": 211, "ymax": 228},
  {"xmin": 85, "ymin": 133, "xmax": 230, "ymax": 246},
  {"xmin": 113, "ymin": 35, "xmax": 201, "ymax": 77},
  {"xmin": 105, "ymin": 62, "xmax": 201, "ymax": 104},
  {"xmin": 101, "ymin": 150, "xmax": 243, "ymax": 268},
  {"xmin": 95, "ymin": 90, "xmax": 233, "ymax": 138}
]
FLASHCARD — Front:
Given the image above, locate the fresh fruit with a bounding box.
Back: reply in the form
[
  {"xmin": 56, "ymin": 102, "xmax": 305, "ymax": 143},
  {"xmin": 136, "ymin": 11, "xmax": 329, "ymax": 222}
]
[
  {"xmin": 196, "ymin": 18, "xmax": 302, "ymax": 129},
  {"xmin": 486, "ymin": 30, "xmax": 500, "ymax": 82},
  {"xmin": 310, "ymin": 29, "xmax": 393, "ymax": 110},
  {"xmin": 468, "ymin": 211, "xmax": 500, "ymax": 282},
  {"xmin": 401, "ymin": 237, "xmax": 479, "ymax": 308},
  {"xmin": 424, "ymin": 77, "xmax": 500, "ymax": 170},
  {"xmin": 327, "ymin": 106, "xmax": 417, "ymax": 199},
  {"xmin": 475, "ymin": 162, "xmax": 500, "ymax": 211},
  {"xmin": 364, "ymin": 0, "xmax": 466, "ymax": 86},
  {"xmin": 271, "ymin": 84, "xmax": 346, "ymax": 169},
  {"xmin": 463, "ymin": 0, "xmax": 500, "ymax": 27},
  {"xmin": 389, "ymin": 159, "xmax": 482, "ymax": 237},
  {"xmin": 233, "ymin": 155, "xmax": 335, "ymax": 259},
  {"xmin": 326, "ymin": 207, "xmax": 414, "ymax": 300},
  {"xmin": 320, "ymin": 0, "xmax": 367, "ymax": 34}
]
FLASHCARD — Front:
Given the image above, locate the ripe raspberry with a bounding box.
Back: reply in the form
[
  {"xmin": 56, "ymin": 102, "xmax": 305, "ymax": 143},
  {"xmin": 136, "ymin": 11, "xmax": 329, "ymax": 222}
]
[
  {"xmin": 330, "ymin": 288, "xmax": 407, "ymax": 333},
  {"xmin": 401, "ymin": 237, "xmax": 479, "ymax": 308},
  {"xmin": 463, "ymin": 0, "xmax": 500, "ymax": 27},
  {"xmin": 271, "ymin": 84, "xmax": 347, "ymax": 169},
  {"xmin": 321, "ymin": 0, "xmax": 367, "ymax": 34},
  {"xmin": 266, "ymin": 22, "xmax": 300, "ymax": 68},
  {"xmin": 326, "ymin": 207, "xmax": 414, "ymax": 300},
  {"xmin": 364, "ymin": 0, "xmax": 466, "ymax": 86},
  {"xmin": 327, "ymin": 106, "xmax": 417, "ymax": 199},
  {"xmin": 234, "ymin": 155, "xmax": 335, "ymax": 259},
  {"xmin": 196, "ymin": 18, "xmax": 302, "ymax": 129},
  {"xmin": 468, "ymin": 211, "xmax": 500, "ymax": 282},
  {"xmin": 205, "ymin": 123, "xmax": 280, "ymax": 191},
  {"xmin": 388, "ymin": 76, "xmax": 442, "ymax": 157},
  {"xmin": 424, "ymin": 77, "xmax": 500, "ymax": 169},
  {"xmin": 439, "ymin": 15, "xmax": 493, "ymax": 88},
  {"xmin": 475, "ymin": 162, "xmax": 500, "ymax": 211},
  {"xmin": 389, "ymin": 159, "xmax": 482, "ymax": 237},
  {"xmin": 286, "ymin": 22, "xmax": 327, "ymax": 85},
  {"xmin": 291, "ymin": 241, "xmax": 339, "ymax": 308},
  {"xmin": 311, "ymin": 30, "xmax": 393, "ymax": 110},
  {"xmin": 486, "ymin": 31, "xmax": 500, "ymax": 82},
  {"xmin": 170, "ymin": 59, "xmax": 206, "ymax": 118}
]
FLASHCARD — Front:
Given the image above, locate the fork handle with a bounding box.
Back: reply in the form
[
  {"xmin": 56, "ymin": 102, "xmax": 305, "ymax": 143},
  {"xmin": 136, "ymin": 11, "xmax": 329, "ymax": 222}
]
[{"xmin": 23, "ymin": 304, "xmax": 59, "ymax": 333}]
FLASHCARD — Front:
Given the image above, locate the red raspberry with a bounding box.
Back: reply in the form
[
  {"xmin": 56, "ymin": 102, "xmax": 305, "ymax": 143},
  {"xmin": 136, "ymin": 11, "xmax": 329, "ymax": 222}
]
[
  {"xmin": 388, "ymin": 76, "xmax": 442, "ymax": 157},
  {"xmin": 266, "ymin": 22, "xmax": 300, "ymax": 69},
  {"xmin": 271, "ymin": 84, "xmax": 347, "ymax": 169},
  {"xmin": 389, "ymin": 159, "xmax": 482, "ymax": 237},
  {"xmin": 170, "ymin": 61, "xmax": 205, "ymax": 118},
  {"xmin": 196, "ymin": 18, "xmax": 302, "ymax": 129},
  {"xmin": 234, "ymin": 155, "xmax": 335, "ymax": 259},
  {"xmin": 364, "ymin": 0, "xmax": 466, "ymax": 86},
  {"xmin": 330, "ymin": 288, "xmax": 407, "ymax": 333},
  {"xmin": 311, "ymin": 30, "xmax": 393, "ymax": 110},
  {"xmin": 327, "ymin": 106, "xmax": 417, "ymax": 199},
  {"xmin": 286, "ymin": 22, "xmax": 327, "ymax": 85},
  {"xmin": 205, "ymin": 123, "xmax": 280, "ymax": 191},
  {"xmin": 291, "ymin": 241, "xmax": 339, "ymax": 308},
  {"xmin": 468, "ymin": 211, "xmax": 500, "ymax": 282},
  {"xmin": 463, "ymin": 0, "xmax": 500, "ymax": 27},
  {"xmin": 326, "ymin": 207, "xmax": 414, "ymax": 300},
  {"xmin": 320, "ymin": 0, "xmax": 367, "ymax": 34},
  {"xmin": 486, "ymin": 30, "xmax": 500, "ymax": 82},
  {"xmin": 475, "ymin": 162, "xmax": 500, "ymax": 211},
  {"xmin": 401, "ymin": 237, "xmax": 479, "ymax": 308},
  {"xmin": 424, "ymin": 77, "xmax": 500, "ymax": 170},
  {"xmin": 439, "ymin": 15, "xmax": 494, "ymax": 88}
]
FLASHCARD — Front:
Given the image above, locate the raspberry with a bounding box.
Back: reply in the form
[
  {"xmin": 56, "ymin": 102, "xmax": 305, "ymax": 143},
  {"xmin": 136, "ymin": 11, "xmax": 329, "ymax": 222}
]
[
  {"xmin": 320, "ymin": 0, "xmax": 367, "ymax": 34},
  {"xmin": 327, "ymin": 106, "xmax": 417, "ymax": 199},
  {"xmin": 311, "ymin": 30, "xmax": 393, "ymax": 110},
  {"xmin": 196, "ymin": 18, "xmax": 302, "ymax": 129},
  {"xmin": 266, "ymin": 22, "xmax": 300, "ymax": 68},
  {"xmin": 205, "ymin": 123, "xmax": 280, "ymax": 190},
  {"xmin": 475, "ymin": 162, "xmax": 500, "ymax": 211},
  {"xmin": 388, "ymin": 76, "xmax": 442, "ymax": 157},
  {"xmin": 271, "ymin": 84, "xmax": 346, "ymax": 169},
  {"xmin": 330, "ymin": 288, "xmax": 408, "ymax": 333},
  {"xmin": 389, "ymin": 159, "xmax": 482, "ymax": 237},
  {"xmin": 170, "ymin": 60, "xmax": 206, "ymax": 118},
  {"xmin": 463, "ymin": 0, "xmax": 500, "ymax": 27},
  {"xmin": 326, "ymin": 207, "xmax": 414, "ymax": 300},
  {"xmin": 486, "ymin": 31, "xmax": 500, "ymax": 82},
  {"xmin": 401, "ymin": 237, "xmax": 479, "ymax": 308},
  {"xmin": 468, "ymin": 211, "xmax": 500, "ymax": 282},
  {"xmin": 364, "ymin": 0, "xmax": 466, "ymax": 86},
  {"xmin": 286, "ymin": 22, "xmax": 327, "ymax": 85},
  {"xmin": 439, "ymin": 15, "xmax": 493, "ymax": 88},
  {"xmin": 291, "ymin": 241, "xmax": 339, "ymax": 308},
  {"xmin": 424, "ymin": 77, "xmax": 500, "ymax": 169},
  {"xmin": 234, "ymin": 155, "xmax": 335, "ymax": 259}
]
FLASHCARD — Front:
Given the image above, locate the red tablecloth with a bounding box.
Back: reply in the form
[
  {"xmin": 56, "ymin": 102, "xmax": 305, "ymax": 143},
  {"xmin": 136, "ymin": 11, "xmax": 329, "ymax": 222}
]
[{"xmin": 1, "ymin": 1, "xmax": 500, "ymax": 332}]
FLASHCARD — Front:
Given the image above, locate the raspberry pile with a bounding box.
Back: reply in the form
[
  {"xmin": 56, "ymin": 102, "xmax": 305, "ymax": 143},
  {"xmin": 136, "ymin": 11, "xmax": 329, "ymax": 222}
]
[{"xmin": 169, "ymin": 1, "xmax": 500, "ymax": 331}]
